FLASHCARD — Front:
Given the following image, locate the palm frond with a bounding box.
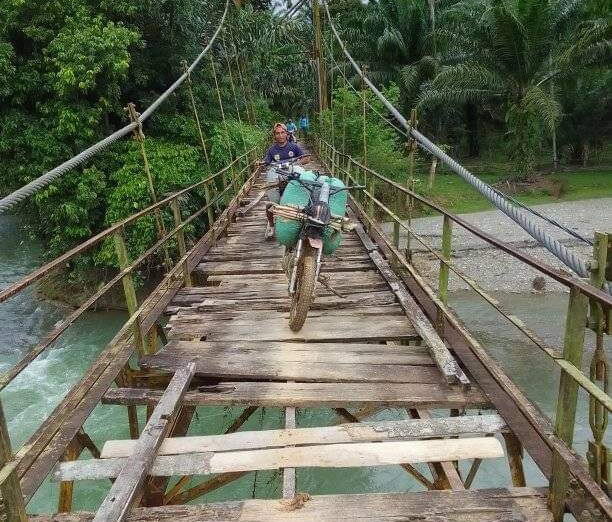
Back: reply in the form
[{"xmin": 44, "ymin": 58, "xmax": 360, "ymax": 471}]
[{"xmin": 522, "ymin": 85, "xmax": 562, "ymax": 131}]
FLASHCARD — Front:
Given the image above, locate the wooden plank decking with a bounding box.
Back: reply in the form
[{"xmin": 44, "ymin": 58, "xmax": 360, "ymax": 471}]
[{"xmin": 49, "ymin": 159, "xmax": 554, "ymax": 520}]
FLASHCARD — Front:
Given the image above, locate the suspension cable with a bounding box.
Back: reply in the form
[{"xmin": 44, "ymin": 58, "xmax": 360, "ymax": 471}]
[
  {"xmin": 0, "ymin": 0, "xmax": 230, "ymax": 215},
  {"xmin": 322, "ymin": 1, "xmax": 608, "ymax": 292},
  {"xmin": 325, "ymin": 40, "xmax": 592, "ymax": 247}
]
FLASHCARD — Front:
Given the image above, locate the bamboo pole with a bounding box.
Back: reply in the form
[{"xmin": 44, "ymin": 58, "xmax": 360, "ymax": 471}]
[
  {"xmin": 438, "ymin": 215, "xmax": 452, "ymax": 304},
  {"xmin": 405, "ymin": 108, "xmax": 418, "ymax": 261},
  {"xmin": 170, "ymin": 199, "xmax": 192, "ymax": 288},
  {"xmin": 210, "ymin": 55, "xmax": 235, "ymax": 195},
  {"xmin": 125, "ymin": 103, "xmax": 172, "ymax": 271}
]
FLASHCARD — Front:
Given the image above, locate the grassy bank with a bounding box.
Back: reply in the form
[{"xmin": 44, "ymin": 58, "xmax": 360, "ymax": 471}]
[{"xmin": 414, "ymin": 166, "xmax": 612, "ymax": 216}]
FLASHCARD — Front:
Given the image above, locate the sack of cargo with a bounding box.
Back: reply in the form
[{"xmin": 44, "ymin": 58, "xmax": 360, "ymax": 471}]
[{"xmin": 274, "ymin": 171, "xmax": 347, "ymax": 255}]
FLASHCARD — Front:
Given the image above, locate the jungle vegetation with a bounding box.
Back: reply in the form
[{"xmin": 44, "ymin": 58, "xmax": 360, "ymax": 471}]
[{"xmin": 0, "ymin": 0, "xmax": 610, "ymax": 277}]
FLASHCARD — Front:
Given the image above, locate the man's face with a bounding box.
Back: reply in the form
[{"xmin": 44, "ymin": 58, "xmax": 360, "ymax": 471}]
[{"xmin": 274, "ymin": 128, "xmax": 288, "ymax": 145}]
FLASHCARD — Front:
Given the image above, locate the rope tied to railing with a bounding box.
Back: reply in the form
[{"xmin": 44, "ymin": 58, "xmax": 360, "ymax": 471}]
[{"xmin": 321, "ymin": 1, "xmax": 610, "ymax": 294}]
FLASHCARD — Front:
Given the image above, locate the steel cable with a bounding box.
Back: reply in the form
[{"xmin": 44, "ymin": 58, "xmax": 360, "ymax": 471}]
[
  {"xmin": 0, "ymin": 0, "xmax": 230, "ymax": 215},
  {"xmin": 323, "ymin": 1, "xmax": 609, "ymax": 292},
  {"xmin": 325, "ymin": 41, "xmax": 592, "ymax": 247}
]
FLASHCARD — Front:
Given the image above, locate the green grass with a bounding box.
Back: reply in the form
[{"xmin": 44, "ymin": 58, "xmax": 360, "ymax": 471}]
[{"xmin": 415, "ymin": 166, "xmax": 612, "ymax": 215}]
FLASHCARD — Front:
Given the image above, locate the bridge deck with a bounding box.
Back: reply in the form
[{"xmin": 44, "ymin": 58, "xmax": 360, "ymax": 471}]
[{"xmin": 43, "ymin": 159, "xmax": 553, "ymax": 521}]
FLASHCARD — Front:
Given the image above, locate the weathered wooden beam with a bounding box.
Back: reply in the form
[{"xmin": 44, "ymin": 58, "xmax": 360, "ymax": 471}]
[
  {"xmin": 29, "ymin": 487, "xmax": 554, "ymax": 522},
  {"xmin": 102, "ymin": 382, "xmax": 490, "ymax": 410},
  {"xmin": 92, "ymin": 363, "xmax": 195, "ymax": 522},
  {"xmin": 353, "ymin": 223, "xmax": 469, "ymax": 387},
  {"xmin": 55, "ymin": 438, "xmax": 504, "ymax": 482},
  {"xmin": 100, "ymin": 415, "xmax": 506, "ymax": 459}
]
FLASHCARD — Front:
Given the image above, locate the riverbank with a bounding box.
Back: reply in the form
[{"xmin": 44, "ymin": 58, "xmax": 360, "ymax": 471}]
[{"xmin": 382, "ymin": 197, "xmax": 611, "ymax": 293}]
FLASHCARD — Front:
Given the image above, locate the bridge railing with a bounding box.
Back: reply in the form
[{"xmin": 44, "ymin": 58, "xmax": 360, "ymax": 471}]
[
  {"xmin": 316, "ymin": 136, "xmax": 611, "ymax": 521},
  {"xmin": 0, "ymin": 142, "xmax": 263, "ymax": 517}
]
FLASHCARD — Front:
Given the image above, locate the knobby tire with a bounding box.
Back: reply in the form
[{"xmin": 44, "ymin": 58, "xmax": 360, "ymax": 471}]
[{"xmin": 289, "ymin": 245, "xmax": 317, "ymax": 332}]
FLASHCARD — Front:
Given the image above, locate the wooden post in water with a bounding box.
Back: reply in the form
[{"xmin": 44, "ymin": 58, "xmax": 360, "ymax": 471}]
[
  {"xmin": 549, "ymin": 286, "xmax": 589, "ymax": 521},
  {"xmin": 57, "ymin": 436, "xmax": 82, "ymax": 513},
  {"xmin": 170, "ymin": 198, "xmax": 192, "ymax": 288},
  {"xmin": 0, "ymin": 399, "xmax": 27, "ymax": 522},
  {"xmin": 113, "ymin": 229, "xmax": 145, "ymax": 438}
]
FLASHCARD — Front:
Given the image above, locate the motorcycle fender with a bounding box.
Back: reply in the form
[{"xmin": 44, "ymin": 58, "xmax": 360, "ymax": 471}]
[{"xmin": 308, "ymin": 237, "xmax": 323, "ymax": 249}]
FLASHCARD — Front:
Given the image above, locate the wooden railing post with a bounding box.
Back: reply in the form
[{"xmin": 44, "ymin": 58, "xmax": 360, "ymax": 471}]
[
  {"xmin": 549, "ymin": 286, "xmax": 589, "ymax": 521},
  {"xmin": 170, "ymin": 198, "xmax": 192, "ymax": 288},
  {"xmin": 204, "ymin": 182, "xmax": 215, "ymax": 230},
  {"xmin": 113, "ymin": 229, "xmax": 145, "ymax": 358},
  {"xmin": 586, "ymin": 231, "xmax": 610, "ymax": 490},
  {"xmin": 405, "ymin": 109, "xmax": 418, "ymax": 262},
  {"xmin": 0, "ymin": 399, "xmax": 27, "ymax": 522},
  {"xmin": 393, "ymin": 188, "xmax": 401, "ymax": 250},
  {"xmin": 438, "ymin": 215, "xmax": 452, "ymax": 304}
]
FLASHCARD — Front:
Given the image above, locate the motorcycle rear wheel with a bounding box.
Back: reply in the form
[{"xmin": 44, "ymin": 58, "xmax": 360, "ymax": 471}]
[{"xmin": 288, "ymin": 245, "xmax": 317, "ymax": 332}]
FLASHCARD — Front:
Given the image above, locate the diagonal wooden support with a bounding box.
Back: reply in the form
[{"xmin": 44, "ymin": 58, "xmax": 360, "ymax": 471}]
[
  {"xmin": 93, "ymin": 363, "xmax": 195, "ymax": 522},
  {"xmin": 408, "ymin": 409, "xmax": 465, "ymax": 490},
  {"xmin": 352, "ymin": 224, "xmax": 469, "ymax": 387},
  {"xmin": 163, "ymin": 406, "xmax": 259, "ymax": 505},
  {"xmin": 334, "ymin": 406, "xmax": 434, "ymax": 490}
]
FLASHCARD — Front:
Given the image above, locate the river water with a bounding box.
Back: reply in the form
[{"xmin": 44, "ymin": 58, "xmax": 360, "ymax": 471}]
[{"xmin": 0, "ymin": 215, "xmax": 609, "ymax": 513}]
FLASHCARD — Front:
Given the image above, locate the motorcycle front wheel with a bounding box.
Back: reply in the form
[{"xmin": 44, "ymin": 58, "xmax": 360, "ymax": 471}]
[{"xmin": 288, "ymin": 244, "xmax": 317, "ymax": 332}]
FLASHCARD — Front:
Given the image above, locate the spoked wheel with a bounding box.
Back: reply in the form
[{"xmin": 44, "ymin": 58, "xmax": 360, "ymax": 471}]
[{"xmin": 288, "ymin": 245, "xmax": 317, "ymax": 332}]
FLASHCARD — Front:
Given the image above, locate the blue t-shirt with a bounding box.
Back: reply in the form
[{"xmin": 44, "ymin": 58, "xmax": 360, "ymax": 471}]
[
  {"xmin": 286, "ymin": 122, "xmax": 297, "ymax": 132},
  {"xmin": 265, "ymin": 142, "xmax": 304, "ymax": 164},
  {"xmin": 299, "ymin": 117, "xmax": 309, "ymax": 130}
]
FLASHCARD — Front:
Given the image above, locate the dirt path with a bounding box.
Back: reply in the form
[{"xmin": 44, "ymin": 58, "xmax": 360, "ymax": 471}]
[{"xmin": 382, "ymin": 198, "xmax": 612, "ymax": 293}]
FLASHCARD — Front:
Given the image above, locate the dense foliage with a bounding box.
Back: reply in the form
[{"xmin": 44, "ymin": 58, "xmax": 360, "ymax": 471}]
[
  {"xmin": 326, "ymin": 0, "xmax": 611, "ymax": 174},
  {"xmin": 0, "ymin": 0, "xmax": 298, "ymax": 273},
  {"xmin": 0, "ymin": 0, "xmax": 609, "ymax": 277}
]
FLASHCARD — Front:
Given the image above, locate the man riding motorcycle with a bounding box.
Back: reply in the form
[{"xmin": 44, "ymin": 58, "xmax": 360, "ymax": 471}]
[{"xmin": 263, "ymin": 123, "xmax": 309, "ymax": 239}]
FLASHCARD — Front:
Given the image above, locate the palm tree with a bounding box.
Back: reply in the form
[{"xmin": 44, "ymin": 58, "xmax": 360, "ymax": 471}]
[{"xmin": 418, "ymin": 0, "xmax": 608, "ymax": 173}]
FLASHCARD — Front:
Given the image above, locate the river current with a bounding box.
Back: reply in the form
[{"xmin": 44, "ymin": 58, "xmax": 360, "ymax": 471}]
[{"xmin": 0, "ymin": 215, "xmax": 609, "ymax": 513}]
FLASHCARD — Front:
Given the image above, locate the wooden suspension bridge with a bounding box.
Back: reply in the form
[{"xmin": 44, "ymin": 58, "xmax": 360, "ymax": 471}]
[
  {"xmin": 0, "ymin": 142, "xmax": 610, "ymax": 521},
  {"xmin": 0, "ymin": 1, "xmax": 610, "ymax": 519}
]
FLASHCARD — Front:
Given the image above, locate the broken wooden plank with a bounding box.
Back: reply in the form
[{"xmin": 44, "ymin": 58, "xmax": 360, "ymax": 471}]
[
  {"xmin": 53, "ymin": 437, "xmax": 504, "ymax": 481},
  {"xmin": 153, "ymin": 340, "xmax": 434, "ymax": 366},
  {"xmin": 100, "ymin": 415, "xmax": 506, "ymax": 458},
  {"xmin": 361, "ymin": 239, "xmax": 469, "ymax": 387},
  {"xmin": 102, "ymin": 382, "xmax": 490, "ymax": 409},
  {"xmin": 92, "ymin": 363, "xmax": 195, "ymax": 522},
  {"xmin": 195, "ymin": 259, "xmax": 373, "ymax": 276}
]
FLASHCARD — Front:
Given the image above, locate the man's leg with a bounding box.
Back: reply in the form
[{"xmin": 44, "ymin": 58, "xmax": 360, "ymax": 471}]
[{"xmin": 265, "ymin": 168, "xmax": 280, "ymax": 240}]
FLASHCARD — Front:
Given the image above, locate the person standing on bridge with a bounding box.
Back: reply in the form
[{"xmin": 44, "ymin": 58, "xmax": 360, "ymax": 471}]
[
  {"xmin": 299, "ymin": 115, "xmax": 309, "ymax": 137},
  {"xmin": 286, "ymin": 119, "xmax": 297, "ymax": 142},
  {"xmin": 263, "ymin": 123, "xmax": 309, "ymax": 239}
]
